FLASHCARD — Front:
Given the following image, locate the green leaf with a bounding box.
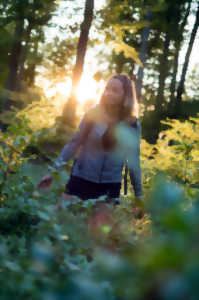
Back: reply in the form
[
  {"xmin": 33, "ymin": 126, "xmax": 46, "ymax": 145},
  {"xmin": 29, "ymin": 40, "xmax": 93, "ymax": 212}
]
[
  {"xmin": 37, "ymin": 211, "xmax": 50, "ymax": 221},
  {"xmin": 5, "ymin": 261, "xmax": 21, "ymax": 272},
  {"xmin": 112, "ymin": 41, "xmax": 143, "ymax": 66}
]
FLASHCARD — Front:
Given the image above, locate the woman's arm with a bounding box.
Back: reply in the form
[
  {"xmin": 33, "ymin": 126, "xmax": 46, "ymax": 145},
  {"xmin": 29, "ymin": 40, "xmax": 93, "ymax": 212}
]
[
  {"xmin": 126, "ymin": 122, "xmax": 143, "ymax": 197},
  {"xmin": 38, "ymin": 114, "xmax": 91, "ymax": 190},
  {"xmin": 51, "ymin": 115, "xmax": 90, "ymax": 171},
  {"xmin": 128, "ymin": 150, "xmax": 143, "ymax": 197},
  {"xmin": 115, "ymin": 120, "xmax": 143, "ymax": 197}
]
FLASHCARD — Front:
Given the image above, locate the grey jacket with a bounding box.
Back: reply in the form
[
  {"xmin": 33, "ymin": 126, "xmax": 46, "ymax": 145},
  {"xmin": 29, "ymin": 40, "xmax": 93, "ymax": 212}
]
[{"xmin": 52, "ymin": 115, "xmax": 143, "ymax": 197}]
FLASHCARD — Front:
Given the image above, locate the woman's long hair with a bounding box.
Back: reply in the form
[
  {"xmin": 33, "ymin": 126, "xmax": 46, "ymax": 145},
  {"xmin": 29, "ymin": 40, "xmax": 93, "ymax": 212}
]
[{"xmin": 100, "ymin": 74, "xmax": 138, "ymax": 121}]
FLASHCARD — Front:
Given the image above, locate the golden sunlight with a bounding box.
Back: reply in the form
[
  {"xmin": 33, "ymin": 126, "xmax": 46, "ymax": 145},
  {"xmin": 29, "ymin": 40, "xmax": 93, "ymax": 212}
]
[
  {"xmin": 76, "ymin": 75, "xmax": 104, "ymax": 104},
  {"xmin": 38, "ymin": 73, "xmax": 105, "ymax": 114}
]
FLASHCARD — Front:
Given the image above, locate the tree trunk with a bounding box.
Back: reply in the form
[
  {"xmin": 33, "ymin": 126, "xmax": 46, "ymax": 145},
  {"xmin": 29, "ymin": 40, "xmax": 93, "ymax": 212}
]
[
  {"xmin": 62, "ymin": 0, "xmax": 94, "ymax": 126},
  {"xmin": 156, "ymin": 32, "xmax": 170, "ymax": 114},
  {"xmin": 25, "ymin": 39, "xmax": 39, "ymax": 87},
  {"xmin": 176, "ymin": 4, "xmax": 199, "ymax": 103},
  {"xmin": 16, "ymin": 22, "xmax": 32, "ymax": 91},
  {"xmin": 4, "ymin": 18, "xmax": 24, "ymax": 110},
  {"xmin": 136, "ymin": 10, "xmax": 152, "ymax": 101},
  {"xmin": 169, "ymin": 1, "xmax": 191, "ymax": 114}
]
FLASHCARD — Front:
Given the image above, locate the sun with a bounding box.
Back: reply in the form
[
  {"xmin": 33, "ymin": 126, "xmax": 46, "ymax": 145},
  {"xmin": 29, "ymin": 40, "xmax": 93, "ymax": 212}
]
[
  {"xmin": 37, "ymin": 73, "xmax": 105, "ymax": 114},
  {"xmin": 76, "ymin": 74, "xmax": 104, "ymax": 104}
]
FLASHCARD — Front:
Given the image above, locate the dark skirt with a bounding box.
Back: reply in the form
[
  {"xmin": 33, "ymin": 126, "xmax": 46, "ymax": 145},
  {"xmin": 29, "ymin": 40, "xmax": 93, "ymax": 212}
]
[{"xmin": 65, "ymin": 175, "xmax": 121, "ymax": 204}]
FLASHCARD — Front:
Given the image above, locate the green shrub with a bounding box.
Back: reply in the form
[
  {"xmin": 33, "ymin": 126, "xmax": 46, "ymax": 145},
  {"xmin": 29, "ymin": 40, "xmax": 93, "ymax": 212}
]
[{"xmin": 0, "ymin": 112, "xmax": 199, "ymax": 299}]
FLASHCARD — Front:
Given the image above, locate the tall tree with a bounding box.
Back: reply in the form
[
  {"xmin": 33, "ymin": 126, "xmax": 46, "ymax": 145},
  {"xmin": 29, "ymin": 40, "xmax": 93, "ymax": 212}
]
[
  {"xmin": 136, "ymin": 10, "xmax": 152, "ymax": 101},
  {"xmin": 5, "ymin": 18, "xmax": 24, "ymax": 109},
  {"xmin": 62, "ymin": 0, "xmax": 94, "ymax": 126},
  {"xmin": 23, "ymin": 30, "xmax": 43, "ymax": 88},
  {"xmin": 169, "ymin": 0, "xmax": 191, "ymax": 110},
  {"xmin": 176, "ymin": 3, "xmax": 199, "ymax": 104},
  {"xmin": 16, "ymin": 21, "xmax": 33, "ymax": 92},
  {"xmin": 156, "ymin": 32, "xmax": 171, "ymax": 114},
  {"xmin": 2, "ymin": 0, "xmax": 57, "ymax": 111}
]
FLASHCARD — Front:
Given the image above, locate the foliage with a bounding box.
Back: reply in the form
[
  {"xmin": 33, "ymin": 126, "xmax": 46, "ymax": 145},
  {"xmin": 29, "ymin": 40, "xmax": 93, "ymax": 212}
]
[
  {"xmin": 40, "ymin": 36, "xmax": 77, "ymax": 83},
  {"xmin": 110, "ymin": 25, "xmax": 144, "ymax": 66},
  {"xmin": 141, "ymin": 115, "xmax": 199, "ymax": 190},
  {"xmin": 0, "ymin": 88, "xmax": 77, "ymax": 159},
  {"xmin": 0, "ymin": 110, "xmax": 199, "ymax": 299}
]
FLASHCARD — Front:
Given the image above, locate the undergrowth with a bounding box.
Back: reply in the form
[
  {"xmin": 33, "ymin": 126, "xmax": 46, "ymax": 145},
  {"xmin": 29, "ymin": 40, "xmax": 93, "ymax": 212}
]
[{"xmin": 0, "ymin": 112, "xmax": 199, "ymax": 299}]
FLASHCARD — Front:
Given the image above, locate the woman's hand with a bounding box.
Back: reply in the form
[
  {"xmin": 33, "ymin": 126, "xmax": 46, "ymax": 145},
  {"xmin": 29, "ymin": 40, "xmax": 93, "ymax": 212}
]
[{"xmin": 38, "ymin": 174, "xmax": 53, "ymax": 190}]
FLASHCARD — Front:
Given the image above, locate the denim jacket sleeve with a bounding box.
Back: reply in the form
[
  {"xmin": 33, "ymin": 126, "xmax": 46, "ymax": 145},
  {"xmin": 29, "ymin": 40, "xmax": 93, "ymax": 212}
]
[
  {"xmin": 51, "ymin": 116, "xmax": 88, "ymax": 171},
  {"xmin": 127, "ymin": 121, "xmax": 143, "ymax": 197}
]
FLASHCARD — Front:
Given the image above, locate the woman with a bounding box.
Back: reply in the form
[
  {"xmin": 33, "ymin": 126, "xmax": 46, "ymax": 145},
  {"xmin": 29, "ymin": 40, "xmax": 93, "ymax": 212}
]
[{"xmin": 38, "ymin": 74, "xmax": 143, "ymax": 207}]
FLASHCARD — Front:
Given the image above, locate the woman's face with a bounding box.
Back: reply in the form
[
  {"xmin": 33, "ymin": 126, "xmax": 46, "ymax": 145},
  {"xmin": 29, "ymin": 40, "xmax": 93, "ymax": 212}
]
[{"xmin": 103, "ymin": 78, "xmax": 124, "ymax": 106}]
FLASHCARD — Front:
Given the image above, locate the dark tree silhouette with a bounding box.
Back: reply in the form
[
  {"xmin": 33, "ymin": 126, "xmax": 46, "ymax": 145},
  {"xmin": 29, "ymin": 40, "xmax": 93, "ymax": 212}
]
[
  {"xmin": 62, "ymin": 0, "xmax": 94, "ymax": 126},
  {"xmin": 169, "ymin": 0, "xmax": 191, "ymax": 107},
  {"xmin": 136, "ymin": 10, "xmax": 152, "ymax": 101},
  {"xmin": 4, "ymin": 18, "xmax": 24, "ymax": 110},
  {"xmin": 176, "ymin": 4, "xmax": 199, "ymax": 103}
]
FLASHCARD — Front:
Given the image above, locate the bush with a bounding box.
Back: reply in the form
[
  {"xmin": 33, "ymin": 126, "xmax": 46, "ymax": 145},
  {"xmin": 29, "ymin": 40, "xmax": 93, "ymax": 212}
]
[{"xmin": 0, "ymin": 113, "xmax": 199, "ymax": 299}]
